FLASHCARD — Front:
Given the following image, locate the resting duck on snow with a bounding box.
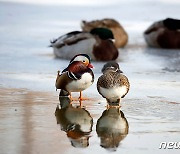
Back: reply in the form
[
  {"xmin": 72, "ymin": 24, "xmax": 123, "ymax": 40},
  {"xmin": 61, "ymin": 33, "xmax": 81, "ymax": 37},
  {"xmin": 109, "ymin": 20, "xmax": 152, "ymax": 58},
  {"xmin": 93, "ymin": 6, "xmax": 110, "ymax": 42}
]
[
  {"xmin": 144, "ymin": 18, "xmax": 180, "ymax": 49},
  {"xmin": 50, "ymin": 28, "xmax": 119, "ymax": 61},
  {"xmin": 81, "ymin": 18, "xmax": 128, "ymax": 48}
]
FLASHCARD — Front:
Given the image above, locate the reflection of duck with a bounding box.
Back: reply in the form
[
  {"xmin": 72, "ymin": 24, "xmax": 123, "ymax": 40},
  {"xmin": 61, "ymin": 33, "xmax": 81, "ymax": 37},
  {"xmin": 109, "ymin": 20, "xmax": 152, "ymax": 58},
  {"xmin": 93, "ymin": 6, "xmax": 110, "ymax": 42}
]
[
  {"xmin": 50, "ymin": 28, "xmax": 118, "ymax": 61},
  {"xmin": 81, "ymin": 18, "xmax": 128, "ymax": 48},
  {"xmin": 97, "ymin": 62, "xmax": 130, "ymax": 107},
  {"xmin": 55, "ymin": 97, "xmax": 93, "ymax": 148},
  {"xmin": 96, "ymin": 107, "xmax": 128, "ymax": 150},
  {"xmin": 144, "ymin": 18, "xmax": 180, "ymax": 49}
]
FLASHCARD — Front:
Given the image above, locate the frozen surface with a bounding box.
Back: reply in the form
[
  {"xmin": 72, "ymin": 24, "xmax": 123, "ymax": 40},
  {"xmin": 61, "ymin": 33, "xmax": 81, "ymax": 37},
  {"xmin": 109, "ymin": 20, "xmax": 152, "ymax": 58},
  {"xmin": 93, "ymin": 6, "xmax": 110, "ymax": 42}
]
[{"xmin": 0, "ymin": 0, "xmax": 180, "ymax": 154}]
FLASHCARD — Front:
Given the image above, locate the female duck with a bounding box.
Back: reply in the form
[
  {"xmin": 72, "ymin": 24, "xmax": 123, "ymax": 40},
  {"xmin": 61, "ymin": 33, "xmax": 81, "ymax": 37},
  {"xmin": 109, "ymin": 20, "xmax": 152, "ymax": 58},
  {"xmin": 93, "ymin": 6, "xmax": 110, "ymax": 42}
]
[
  {"xmin": 81, "ymin": 18, "xmax": 128, "ymax": 48},
  {"xmin": 97, "ymin": 62, "xmax": 130, "ymax": 107},
  {"xmin": 50, "ymin": 28, "xmax": 118, "ymax": 61}
]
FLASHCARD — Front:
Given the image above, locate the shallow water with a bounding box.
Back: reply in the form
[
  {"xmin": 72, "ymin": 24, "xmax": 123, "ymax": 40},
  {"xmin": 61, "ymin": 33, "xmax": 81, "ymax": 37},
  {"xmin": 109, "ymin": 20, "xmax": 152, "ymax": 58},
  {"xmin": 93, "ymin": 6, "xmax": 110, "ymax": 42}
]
[
  {"xmin": 0, "ymin": 1, "xmax": 180, "ymax": 154},
  {"xmin": 0, "ymin": 87, "xmax": 179, "ymax": 154}
]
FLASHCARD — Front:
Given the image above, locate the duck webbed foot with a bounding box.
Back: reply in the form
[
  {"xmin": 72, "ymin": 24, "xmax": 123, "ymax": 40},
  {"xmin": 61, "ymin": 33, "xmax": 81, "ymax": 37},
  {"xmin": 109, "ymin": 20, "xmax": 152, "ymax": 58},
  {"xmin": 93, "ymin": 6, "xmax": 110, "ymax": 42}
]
[{"xmin": 78, "ymin": 91, "xmax": 90, "ymax": 101}]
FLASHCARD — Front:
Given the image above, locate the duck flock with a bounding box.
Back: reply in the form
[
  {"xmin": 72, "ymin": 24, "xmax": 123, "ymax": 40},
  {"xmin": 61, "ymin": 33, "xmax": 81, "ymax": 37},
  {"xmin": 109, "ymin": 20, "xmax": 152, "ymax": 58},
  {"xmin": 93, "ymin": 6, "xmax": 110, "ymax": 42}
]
[
  {"xmin": 52, "ymin": 17, "xmax": 180, "ymax": 108},
  {"xmin": 51, "ymin": 17, "xmax": 180, "ymax": 149}
]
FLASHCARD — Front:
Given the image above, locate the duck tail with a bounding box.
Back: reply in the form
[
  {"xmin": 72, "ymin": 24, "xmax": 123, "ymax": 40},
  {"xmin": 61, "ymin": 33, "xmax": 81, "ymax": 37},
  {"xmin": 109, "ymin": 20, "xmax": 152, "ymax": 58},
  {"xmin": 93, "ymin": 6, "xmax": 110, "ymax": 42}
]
[
  {"xmin": 49, "ymin": 39, "xmax": 57, "ymax": 47},
  {"xmin": 56, "ymin": 70, "xmax": 61, "ymax": 79},
  {"xmin": 48, "ymin": 41, "xmax": 53, "ymax": 47},
  {"xmin": 49, "ymin": 44, "xmax": 53, "ymax": 47},
  {"xmin": 55, "ymin": 70, "xmax": 61, "ymax": 91},
  {"xmin": 81, "ymin": 20, "xmax": 86, "ymax": 28}
]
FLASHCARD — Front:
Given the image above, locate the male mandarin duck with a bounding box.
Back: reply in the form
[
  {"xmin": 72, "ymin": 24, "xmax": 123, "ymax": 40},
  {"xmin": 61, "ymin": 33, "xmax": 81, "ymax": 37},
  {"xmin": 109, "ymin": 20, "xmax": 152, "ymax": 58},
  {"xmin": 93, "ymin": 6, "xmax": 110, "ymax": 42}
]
[
  {"xmin": 50, "ymin": 28, "xmax": 118, "ymax": 61},
  {"xmin": 56, "ymin": 54, "xmax": 94, "ymax": 104},
  {"xmin": 97, "ymin": 62, "xmax": 130, "ymax": 107},
  {"xmin": 81, "ymin": 18, "xmax": 128, "ymax": 48},
  {"xmin": 144, "ymin": 18, "xmax": 180, "ymax": 49}
]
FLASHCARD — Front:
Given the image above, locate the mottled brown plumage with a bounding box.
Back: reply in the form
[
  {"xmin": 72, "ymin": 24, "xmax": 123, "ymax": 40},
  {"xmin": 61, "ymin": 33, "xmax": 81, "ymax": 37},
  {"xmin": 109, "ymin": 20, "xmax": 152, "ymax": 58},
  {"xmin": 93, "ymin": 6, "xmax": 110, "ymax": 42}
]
[
  {"xmin": 81, "ymin": 18, "xmax": 128, "ymax": 48},
  {"xmin": 97, "ymin": 62, "xmax": 130, "ymax": 105},
  {"xmin": 97, "ymin": 70, "xmax": 130, "ymax": 98}
]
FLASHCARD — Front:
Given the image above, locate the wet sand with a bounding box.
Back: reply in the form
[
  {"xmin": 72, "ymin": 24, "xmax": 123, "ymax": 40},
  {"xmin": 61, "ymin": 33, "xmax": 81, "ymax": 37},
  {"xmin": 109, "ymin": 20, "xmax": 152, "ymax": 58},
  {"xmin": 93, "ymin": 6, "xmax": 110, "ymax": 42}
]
[{"xmin": 0, "ymin": 1, "xmax": 180, "ymax": 154}]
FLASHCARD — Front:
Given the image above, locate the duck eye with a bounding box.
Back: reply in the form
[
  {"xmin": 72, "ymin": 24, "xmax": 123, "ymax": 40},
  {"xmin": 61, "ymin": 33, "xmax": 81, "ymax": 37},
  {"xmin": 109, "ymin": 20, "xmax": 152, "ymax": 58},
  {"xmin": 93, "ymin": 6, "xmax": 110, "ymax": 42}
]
[{"xmin": 82, "ymin": 60, "xmax": 86, "ymax": 63}]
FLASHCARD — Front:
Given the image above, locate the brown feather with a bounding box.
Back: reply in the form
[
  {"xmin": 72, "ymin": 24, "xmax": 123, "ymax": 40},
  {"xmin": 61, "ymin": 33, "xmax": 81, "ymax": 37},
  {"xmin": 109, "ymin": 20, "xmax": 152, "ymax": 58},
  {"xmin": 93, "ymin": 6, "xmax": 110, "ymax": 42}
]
[
  {"xmin": 68, "ymin": 61, "xmax": 87, "ymax": 73},
  {"xmin": 93, "ymin": 39, "xmax": 118, "ymax": 61},
  {"xmin": 97, "ymin": 71, "xmax": 130, "ymax": 98},
  {"xmin": 56, "ymin": 72, "xmax": 72, "ymax": 90}
]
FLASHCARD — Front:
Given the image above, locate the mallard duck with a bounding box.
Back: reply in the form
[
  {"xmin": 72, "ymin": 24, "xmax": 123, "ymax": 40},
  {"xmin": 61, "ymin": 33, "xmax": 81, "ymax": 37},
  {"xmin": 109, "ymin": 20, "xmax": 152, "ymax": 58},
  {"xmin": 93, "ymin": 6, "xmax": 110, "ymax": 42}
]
[
  {"xmin": 97, "ymin": 62, "xmax": 130, "ymax": 106},
  {"xmin": 96, "ymin": 107, "xmax": 128, "ymax": 150},
  {"xmin": 144, "ymin": 18, "xmax": 180, "ymax": 49},
  {"xmin": 56, "ymin": 54, "xmax": 94, "ymax": 105},
  {"xmin": 50, "ymin": 28, "xmax": 119, "ymax": 61},
  {"xmin": 81, "ymin": 18, "xmax": 128, "ymax": 48}
]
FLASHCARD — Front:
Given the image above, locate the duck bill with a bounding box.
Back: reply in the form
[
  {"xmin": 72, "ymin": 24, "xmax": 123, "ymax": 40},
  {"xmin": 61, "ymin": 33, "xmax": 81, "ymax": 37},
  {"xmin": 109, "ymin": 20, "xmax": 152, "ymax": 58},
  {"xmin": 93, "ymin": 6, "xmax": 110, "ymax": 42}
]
[{"xmin": 88, "ymin": 63, "xmax": 94, "ymax": 68}]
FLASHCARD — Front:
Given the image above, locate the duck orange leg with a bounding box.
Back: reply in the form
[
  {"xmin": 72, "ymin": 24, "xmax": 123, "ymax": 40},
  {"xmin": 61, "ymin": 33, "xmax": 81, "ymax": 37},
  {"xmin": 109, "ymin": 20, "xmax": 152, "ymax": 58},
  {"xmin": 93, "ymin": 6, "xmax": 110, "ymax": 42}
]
[
  {"xmin": 79, "ymin": 91, "xmax": 82, "ymax": 101},
  {"xmin": 69, "ymin": 92, "xmax": 73, "ymax": 103},
  {"xmin": 69, "ymin": 92, "xmax": 79, "ymax": 102},
  {"xmin": 78, "ymin": 91, "xmax": 90, "ymax": 101},
  {"xmin": 79, "ymin": 91, "xmax": 83, "ymax": 107}
]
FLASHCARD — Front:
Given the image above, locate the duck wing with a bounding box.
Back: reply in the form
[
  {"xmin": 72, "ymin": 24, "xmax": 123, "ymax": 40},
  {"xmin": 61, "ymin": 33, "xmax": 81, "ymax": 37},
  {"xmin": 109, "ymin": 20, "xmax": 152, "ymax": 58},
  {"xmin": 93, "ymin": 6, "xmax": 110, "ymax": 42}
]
[
  {"xmin": 97, "ymin": 72, "xmax": 130, "ymax": 98},
  {"xmin": 113, "ymin": 73, "xmax": 130, "ymax": 98},
  {"xmin": 55, "ymin": 72, "xmax": 70, "ymax": 90},
  {"xmin": 66, "ymin": 61, "xmax": 91, "ymax": 80},
  {"xmin": 50, "ymin": 31, "xmax": 92, "ymax": 48},
  {"xmin": 97, "ymin": 73, "xmax": 114, "ymax": 98},
  {"xmin": 51, "ymin": 31, "xmax": 81, "ymax": 43}
]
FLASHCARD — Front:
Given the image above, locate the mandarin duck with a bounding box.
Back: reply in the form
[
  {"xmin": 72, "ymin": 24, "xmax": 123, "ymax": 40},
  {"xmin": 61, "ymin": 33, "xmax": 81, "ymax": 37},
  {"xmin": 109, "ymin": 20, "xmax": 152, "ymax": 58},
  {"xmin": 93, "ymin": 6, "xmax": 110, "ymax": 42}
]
[
  {"xmin": 81, "ymin": 18, "xmax": 128, "ymax": 48},
  {"xmin": 50, "ymin": 28, "xmax": 118, "ymax": 61},
  {"xmin": 97, "ymin": 62, "xmax": 130, "ymax": 107},
  {"xmin": 55, "ymin": 96, "xmax": 93, "ymax": 148},
  {"xmin": 56, "ymin": 54, "xmax": 94, "ymax": 105}
]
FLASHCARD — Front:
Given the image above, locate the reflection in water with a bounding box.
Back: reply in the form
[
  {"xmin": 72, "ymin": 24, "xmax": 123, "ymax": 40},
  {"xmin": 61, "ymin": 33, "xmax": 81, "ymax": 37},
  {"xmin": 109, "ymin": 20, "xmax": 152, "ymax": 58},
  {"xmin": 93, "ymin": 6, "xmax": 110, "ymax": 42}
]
[
  {"xmin": 55, "ymin": 97, "xmax": 93, "ymax": 148},
  {"xmin": 96, "ymin": 107, "xmax": 129, "ymax": 151}
]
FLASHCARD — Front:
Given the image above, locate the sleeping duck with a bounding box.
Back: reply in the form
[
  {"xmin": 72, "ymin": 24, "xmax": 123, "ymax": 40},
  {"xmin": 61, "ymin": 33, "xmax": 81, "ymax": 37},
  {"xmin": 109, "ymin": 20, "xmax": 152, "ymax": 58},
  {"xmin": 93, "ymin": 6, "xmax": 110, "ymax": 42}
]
[
  {"xmin": 81, "ymin": 18, "xmax": 128, "ymax": 48},
  {"xmin": 50, "ymin": 28, "xmax": 119, "ymax": 61},
  {"xmin": 144, "ymin": 18, "xmax": 180, "ymax": 49}
]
